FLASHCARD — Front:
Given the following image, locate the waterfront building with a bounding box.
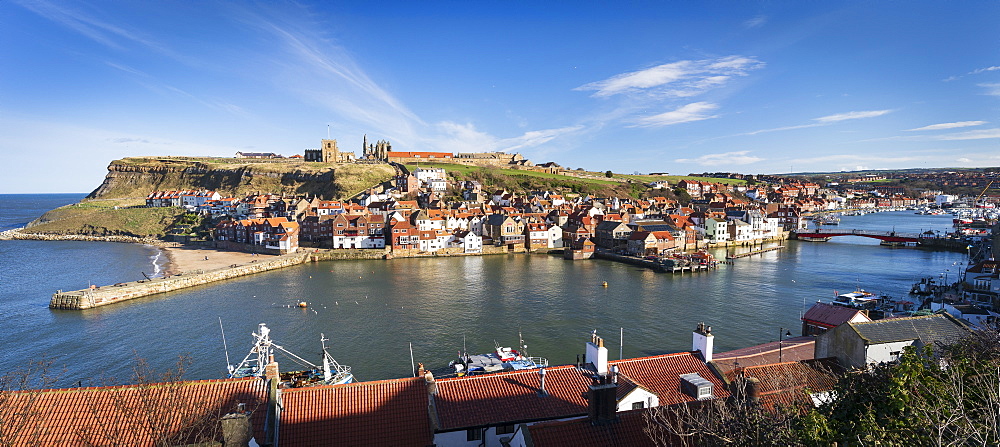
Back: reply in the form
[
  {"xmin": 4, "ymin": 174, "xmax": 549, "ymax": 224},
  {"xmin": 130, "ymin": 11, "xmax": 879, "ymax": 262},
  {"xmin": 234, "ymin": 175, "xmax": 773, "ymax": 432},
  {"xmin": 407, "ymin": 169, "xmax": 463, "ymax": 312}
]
[
  {"xmin": 800, "ymin": 302, "xmax": 872, "ymax": 336},
  {"xmin": 814, "ymin": 313, "xmax": 971, "ymax": 369}
]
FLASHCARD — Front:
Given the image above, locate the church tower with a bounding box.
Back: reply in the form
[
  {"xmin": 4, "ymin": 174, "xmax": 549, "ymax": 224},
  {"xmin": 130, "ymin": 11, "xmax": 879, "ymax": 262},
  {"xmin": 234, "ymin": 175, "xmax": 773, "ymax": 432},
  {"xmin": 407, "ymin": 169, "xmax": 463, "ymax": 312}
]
[{"xmin": 321, "ymin": 139, "xmax": 339, "ymax": 163}]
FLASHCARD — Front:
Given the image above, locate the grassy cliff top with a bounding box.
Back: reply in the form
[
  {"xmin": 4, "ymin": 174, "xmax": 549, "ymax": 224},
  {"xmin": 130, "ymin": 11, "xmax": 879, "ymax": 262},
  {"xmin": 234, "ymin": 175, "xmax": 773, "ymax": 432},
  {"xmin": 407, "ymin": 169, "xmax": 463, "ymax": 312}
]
[
  {"xmin": 92, "ymin": 157, "xmax": 396, "ymax": 201},
  {"xmin": 403, "ymin": 162, "xmax": 746, "ymax": 199},
  {"xmin": 28, "ymin": 198, "xmax": 186, "ymax": 237},
  {"xmin": 115, "ymin": 156, "xmax": 343, "ymax": 173}
]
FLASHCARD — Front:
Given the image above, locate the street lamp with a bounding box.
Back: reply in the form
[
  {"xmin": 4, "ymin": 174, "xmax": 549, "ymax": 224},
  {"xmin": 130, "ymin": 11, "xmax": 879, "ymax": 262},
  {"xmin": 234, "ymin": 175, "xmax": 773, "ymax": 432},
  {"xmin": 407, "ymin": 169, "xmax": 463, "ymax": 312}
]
[{"xmin": 778, "ymin": 328, "xmax": 792, "ymax": 362}]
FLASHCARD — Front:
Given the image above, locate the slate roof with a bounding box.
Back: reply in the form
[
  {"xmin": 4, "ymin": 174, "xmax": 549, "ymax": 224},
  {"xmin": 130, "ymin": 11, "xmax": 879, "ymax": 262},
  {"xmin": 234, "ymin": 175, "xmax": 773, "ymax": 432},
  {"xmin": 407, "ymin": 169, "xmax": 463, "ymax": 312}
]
[
  {"xmin": 279, "ymin": 377, "xmax": 433, "ymax": 447},
  {"xmin": 850, "ymin": 313, "xmax": 971, "ymax": 345},
  {"xmin": 1, "ymin": 378, "xmax": 267, "ymax": 447},
  {"xmin": 802, "ymin": 302, "xmax": 871, "ymax": 328}
]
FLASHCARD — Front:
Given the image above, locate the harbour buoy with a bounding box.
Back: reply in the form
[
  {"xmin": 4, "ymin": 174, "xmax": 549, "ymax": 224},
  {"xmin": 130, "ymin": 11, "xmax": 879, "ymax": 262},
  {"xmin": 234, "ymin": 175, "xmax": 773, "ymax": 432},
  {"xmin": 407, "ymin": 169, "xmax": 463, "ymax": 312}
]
[
  {"xmin": 602, "ymin": 281, "xmax": 608, "ymax": 287},
  {"xmin": 298, "ymin": 301, "xmax": 308, "ymax": 308}
]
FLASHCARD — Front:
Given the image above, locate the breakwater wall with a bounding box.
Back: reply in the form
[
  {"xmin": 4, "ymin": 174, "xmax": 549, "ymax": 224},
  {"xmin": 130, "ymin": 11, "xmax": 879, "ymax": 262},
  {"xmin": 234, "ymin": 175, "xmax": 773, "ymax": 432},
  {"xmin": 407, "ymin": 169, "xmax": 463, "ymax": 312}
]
[
  {"xmin": 0, "ymin": 228, "xmax": 160, "ymax": 244},
  {"xmin": 49, "ymin": 244, "xmax": 529, "ymax": 310},
  {"xmin": 50, "ymin": 253, "xmax": 309, "ymax": 310}
]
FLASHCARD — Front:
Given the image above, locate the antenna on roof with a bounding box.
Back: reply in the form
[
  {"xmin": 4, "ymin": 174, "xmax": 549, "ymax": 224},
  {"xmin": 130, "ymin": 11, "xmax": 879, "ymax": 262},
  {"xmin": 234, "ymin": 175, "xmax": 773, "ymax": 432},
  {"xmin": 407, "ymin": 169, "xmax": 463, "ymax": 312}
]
[
  {"xmin": 219, "ymin": 317, "xmax": 232, "ymax": 374},
  {"xmin": 327, "ymin": 124, "xmax": 330, "ymax": 139}
]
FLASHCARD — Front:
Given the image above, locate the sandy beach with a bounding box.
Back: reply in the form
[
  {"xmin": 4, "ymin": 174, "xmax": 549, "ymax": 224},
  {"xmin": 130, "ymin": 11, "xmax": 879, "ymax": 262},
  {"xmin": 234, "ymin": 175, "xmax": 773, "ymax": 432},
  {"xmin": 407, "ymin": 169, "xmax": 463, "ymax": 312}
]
[{"xmin": 160, "ymin": 246, "xmax": 276, "ymax": 276}]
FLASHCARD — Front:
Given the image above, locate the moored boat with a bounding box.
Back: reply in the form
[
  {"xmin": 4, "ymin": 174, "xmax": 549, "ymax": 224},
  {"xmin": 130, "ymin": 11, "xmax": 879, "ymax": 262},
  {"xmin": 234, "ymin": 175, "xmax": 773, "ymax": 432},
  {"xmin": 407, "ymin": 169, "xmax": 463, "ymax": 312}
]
[
  {"xmin": 815, "ymin": 214, "xmax": 841, "ymax": 225},
  {"xmin": 448, "ymin": 335, "xmax": 548, "ymax": 377},
  {"xmin": 228, "ymin": 323, "xmax": 354, "ymax": 387},
  {"xmin": 834, "ymin": 289, "xmax": 880, "ymax": 307}
]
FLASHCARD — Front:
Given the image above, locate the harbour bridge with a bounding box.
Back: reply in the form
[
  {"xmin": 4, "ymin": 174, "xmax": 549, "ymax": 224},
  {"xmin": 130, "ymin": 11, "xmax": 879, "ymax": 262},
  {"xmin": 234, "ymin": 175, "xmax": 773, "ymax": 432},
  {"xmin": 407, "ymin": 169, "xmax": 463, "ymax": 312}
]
[{"xmin": 792, "ymin": 228, "xmax": 927, "ymax": 243}]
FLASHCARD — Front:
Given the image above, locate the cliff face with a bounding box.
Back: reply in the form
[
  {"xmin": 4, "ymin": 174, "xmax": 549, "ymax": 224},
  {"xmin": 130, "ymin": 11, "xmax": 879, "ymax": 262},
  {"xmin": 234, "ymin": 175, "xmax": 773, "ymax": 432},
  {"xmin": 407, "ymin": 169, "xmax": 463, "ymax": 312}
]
[{"xmin": 87, "ymin": 158, "xmax": 396, "ymax": 200}]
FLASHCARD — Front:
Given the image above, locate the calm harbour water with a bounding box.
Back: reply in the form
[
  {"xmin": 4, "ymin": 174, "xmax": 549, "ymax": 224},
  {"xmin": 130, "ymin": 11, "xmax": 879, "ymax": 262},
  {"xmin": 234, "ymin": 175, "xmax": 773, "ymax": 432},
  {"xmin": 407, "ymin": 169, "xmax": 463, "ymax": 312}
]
[{"xmin": 0, "ymin": 194, "xmax": 967, "ymax": 385}]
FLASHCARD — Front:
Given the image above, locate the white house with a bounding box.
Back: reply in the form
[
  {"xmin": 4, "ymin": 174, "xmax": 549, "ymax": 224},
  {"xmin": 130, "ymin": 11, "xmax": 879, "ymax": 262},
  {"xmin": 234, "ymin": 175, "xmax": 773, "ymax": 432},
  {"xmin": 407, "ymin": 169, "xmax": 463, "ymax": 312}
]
[
  {"xmin": 450, "ymin": 230, "xmax": 482, "ymax": 253},
  {"xmin": 545, "ymin": 224, "xmax": 563, "ymax": 248},
  {"xmin": 703, "ymin": 218, "xmax": 729, "ymax": 244}
]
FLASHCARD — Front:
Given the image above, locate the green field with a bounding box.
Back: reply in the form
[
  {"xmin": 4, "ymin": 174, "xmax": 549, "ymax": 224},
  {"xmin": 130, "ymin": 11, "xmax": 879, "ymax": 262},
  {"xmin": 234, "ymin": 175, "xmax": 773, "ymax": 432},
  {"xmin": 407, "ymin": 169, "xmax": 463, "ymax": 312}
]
[
  {"xmin": 404, "ymin": 163, "xmax": 747, "ymax": 187},
  {"xmin": 29, "ymin": 198, "xmax": 187, "ymax": 237}
]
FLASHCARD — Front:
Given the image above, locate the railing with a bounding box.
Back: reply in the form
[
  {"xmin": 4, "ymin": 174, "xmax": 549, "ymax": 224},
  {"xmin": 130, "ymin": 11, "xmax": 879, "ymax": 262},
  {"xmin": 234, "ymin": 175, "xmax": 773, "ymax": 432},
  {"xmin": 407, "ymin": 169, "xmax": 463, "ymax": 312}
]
[{"xmin": 803, "ymin": 228, "xmax": 925, "ymax": 239}]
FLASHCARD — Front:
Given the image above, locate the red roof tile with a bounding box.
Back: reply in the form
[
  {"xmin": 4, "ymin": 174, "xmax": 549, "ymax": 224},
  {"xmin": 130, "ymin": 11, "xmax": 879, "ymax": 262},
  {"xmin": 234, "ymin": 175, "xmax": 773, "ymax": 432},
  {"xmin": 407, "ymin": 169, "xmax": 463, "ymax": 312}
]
[
  {"xmin": 525, "ymin": 409, "xmax": 657, "ymax": 447},
  {"xmin": 713, "ymin": 337, "xmax": 816, "ymax": 376},
  {"xmin": 279, "ymin": 377, "xmax": 433, "ymax": 447},
  {"xmin": 3, "ymin": 378, "xmax": 267, "ymax": 446},
  {"xmin": 801, "ymin": 302, "xmax": 871, "ymax": 328},
  {"xmin": 433, "ymin": 366, "xmax": 592, "ymax": 430},
  {"xmin": 609, "ymin": 352, "xmax": 731, "ymax": 406}
]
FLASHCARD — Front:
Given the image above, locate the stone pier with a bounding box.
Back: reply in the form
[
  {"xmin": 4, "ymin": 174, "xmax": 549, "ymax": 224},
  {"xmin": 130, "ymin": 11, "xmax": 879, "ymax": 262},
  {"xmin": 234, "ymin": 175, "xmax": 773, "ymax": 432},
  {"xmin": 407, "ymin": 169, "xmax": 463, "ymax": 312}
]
[{"xmin": 50, "ymin": 253, "xmax": 309, "ymax": 310}]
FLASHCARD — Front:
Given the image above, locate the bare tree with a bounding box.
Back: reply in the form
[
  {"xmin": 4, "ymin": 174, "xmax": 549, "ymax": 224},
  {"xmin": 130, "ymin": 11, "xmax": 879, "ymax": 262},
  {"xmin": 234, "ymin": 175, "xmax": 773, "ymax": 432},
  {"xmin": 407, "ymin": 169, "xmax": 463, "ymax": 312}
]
[
  {"xmin": 77, "ymin": 355, "xmax": 261, "ymax": 446},
  {"xmin": 0, "ymin": 359, "xmax": 64, "ymax": 446},
  {"xmin": 643, "ymin": 377, "xmax": 805, "ymax": 447}
]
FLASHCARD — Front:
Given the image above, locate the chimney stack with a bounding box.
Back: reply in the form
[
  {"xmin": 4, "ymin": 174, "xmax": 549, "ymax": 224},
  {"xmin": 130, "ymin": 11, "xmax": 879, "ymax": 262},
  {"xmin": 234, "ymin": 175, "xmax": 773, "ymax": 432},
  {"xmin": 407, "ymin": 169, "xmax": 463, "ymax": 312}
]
[
  {"xmin": 424, "ymin": 370, "xmax": 438, "ymax": 396},
  {"xmin": 537, "ymin": 367, "xmax": 548, "ymax": 396},
  {"xmin": 587, "ymin": 373, "xmax": 618, "ymax": 425},
  {"xmin": 586, "ymin": 332, "xmax": 609, "ymax": 375},
  {"xmin": 220, "ymin": 412, "xmax": 253, "ymax": 447},
  {"xmin": 742, "ymin": 376, "xmax": 761, "ymax": 404},
  {"xmin": 264, "ymin": 355, "xmax": 280, "ymax": 382},
  {"xmin": 692, "ymin": 322, "xmax": 714, "ymax": 363}
]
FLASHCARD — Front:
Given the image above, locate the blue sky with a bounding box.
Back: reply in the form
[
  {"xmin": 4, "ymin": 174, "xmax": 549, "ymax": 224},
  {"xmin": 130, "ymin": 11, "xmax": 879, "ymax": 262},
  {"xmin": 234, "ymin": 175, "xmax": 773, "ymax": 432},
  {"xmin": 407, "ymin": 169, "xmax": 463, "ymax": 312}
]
[{"xmin": 2, "ymin": 1, "xmax": 998, "ymax": 193}]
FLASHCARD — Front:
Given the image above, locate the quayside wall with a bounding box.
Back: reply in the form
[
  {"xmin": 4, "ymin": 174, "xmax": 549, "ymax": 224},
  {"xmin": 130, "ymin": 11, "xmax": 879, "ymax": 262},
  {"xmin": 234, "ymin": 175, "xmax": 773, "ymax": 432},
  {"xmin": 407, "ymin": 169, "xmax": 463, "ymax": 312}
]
[
  {"xmin": 50, "ymin": 245, "xmax": 529, "ymax": 310},
  {"xmin": 50, "ymin": 253, "xmax": 309, "ymax": 310}
]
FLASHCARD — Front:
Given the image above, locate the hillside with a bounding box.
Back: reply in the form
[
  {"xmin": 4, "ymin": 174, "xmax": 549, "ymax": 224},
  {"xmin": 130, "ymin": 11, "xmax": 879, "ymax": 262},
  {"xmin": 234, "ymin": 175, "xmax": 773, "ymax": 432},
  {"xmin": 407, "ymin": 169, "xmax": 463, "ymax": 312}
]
[
  {"xmin": 88, "ymin": 157, "xmax": 396, "ymax": 200},
  {"xmin": 24, "ymin": 157, "xmax": 396, "ymax": 237},
  {"xmin": 26, "ymin": 198, "xmax": 187, "ymax": 237},
  {"xmin": 403, "ymin": 162, "xmax": 745, "ymax": 199}
]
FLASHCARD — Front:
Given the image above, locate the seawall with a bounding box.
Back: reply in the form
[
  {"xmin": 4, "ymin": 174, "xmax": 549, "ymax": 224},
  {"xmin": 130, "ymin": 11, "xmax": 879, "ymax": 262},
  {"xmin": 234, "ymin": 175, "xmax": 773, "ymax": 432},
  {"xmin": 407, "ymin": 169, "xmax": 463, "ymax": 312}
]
[
  {"xmin": 50, "ymin": 253, "xmax": 309, "ymax": 310},
  {"xmin": 49, "ymin": 245, "xmax": 532, "ymax": 310}
]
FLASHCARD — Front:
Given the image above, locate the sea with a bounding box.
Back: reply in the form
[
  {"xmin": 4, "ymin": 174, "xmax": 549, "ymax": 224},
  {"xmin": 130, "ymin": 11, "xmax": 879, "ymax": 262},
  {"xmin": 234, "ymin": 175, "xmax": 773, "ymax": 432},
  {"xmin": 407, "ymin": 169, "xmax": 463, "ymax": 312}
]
[{"xmin": 0, "ymin": 194, "xmax": 968, "ymax": 386}]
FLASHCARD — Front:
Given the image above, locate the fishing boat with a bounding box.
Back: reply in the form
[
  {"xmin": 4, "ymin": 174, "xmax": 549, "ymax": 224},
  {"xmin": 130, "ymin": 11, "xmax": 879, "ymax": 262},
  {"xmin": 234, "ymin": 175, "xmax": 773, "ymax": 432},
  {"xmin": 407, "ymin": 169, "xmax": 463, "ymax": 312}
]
[
  {"xmin": 798, "ymin": 235, "xmax": 832, "ymax": 242},
  {"xmin": 227, "ymin": 323, "xmax": 354, "ymax": 387},
  {"xmin": 835, "ymin": 289, "xmax": 880, "ymax": 307},
  {"xmin": 815, "ymin": 214, "xmax": 841, "ymax": 225},
  {"xmin": 448, "ymin": 334, "xmax": 548, "ymax": 377}
]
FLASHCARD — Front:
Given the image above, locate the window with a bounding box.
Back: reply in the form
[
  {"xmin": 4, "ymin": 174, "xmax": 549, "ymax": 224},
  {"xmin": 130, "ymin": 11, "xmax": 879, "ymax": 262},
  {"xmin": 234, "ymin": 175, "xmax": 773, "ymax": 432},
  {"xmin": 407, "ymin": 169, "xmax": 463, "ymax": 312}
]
[
  {"xmin": 632, "ymin": 401, "xmax": 645, "ymax": 410},
  {"xmin": 466, "ymin": 428, "xmax": 483, "ymax": 441},
  {"xmin": 496, "ymin": 424, "xmax": 515, "ymax": 435}
]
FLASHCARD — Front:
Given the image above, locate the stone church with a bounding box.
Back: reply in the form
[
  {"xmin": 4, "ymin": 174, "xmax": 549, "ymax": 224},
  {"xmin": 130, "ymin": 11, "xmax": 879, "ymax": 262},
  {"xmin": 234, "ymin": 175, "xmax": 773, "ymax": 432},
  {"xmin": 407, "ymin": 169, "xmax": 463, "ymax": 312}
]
[
  {"xmin": 362, "ymin": 134, "xmax": 392, "ymax": 161},
  {"xmin": 305, "ymin": 139, "xmax": 355, "ymax": 163}
]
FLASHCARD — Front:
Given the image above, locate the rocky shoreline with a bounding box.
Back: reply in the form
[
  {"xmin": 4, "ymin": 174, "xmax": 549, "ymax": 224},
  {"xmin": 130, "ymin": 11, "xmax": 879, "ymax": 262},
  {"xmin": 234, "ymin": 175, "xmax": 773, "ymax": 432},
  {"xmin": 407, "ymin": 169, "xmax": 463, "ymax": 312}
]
[{"xmin": 0, "ymin": 227, "xmax": 163, "ymax": 245}]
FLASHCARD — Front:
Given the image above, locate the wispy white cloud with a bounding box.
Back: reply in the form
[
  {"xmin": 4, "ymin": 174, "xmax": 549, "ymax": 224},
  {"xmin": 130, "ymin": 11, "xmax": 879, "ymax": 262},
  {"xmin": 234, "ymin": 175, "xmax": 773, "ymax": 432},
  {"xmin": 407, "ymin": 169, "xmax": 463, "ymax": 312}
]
[
  {"xmin": 633, "ymin": 102, "xmax": 719, "ymax": 127},
  {"xmin": 430, "ymin": 122, "xmax": 584, "ymax": 154},
  {"xmin": 499, "ymin": 126, "xmax": 585, "ymax": 151},
  {"xmin": 932, "ymin": 128, "xmax": 1000, "ymax": 140},
  {"xmin": 905, "ymin": 121, "xmax": 986, "ymax": 131},
  {"xmin": 675, "ymin": 150, "xmax": 763, "ymax": 166},
  {"xmin": 735, "ymin": 109, "xmax": 892, "ymax": 137},
  {"xmin": 575, "ymin": 56, "xmax": 763, "ymax": 98},
  {"xmin": 971, "ymin": 66, "xmax": 1000, "ymax": 74},
  {"xmin": 979, "ymin": 83, "xmax": 1000, "ymax": 97},
  {"xmin": 741, "ymin": 123, "xmax": 823, "ymax": 136},
  {"xmin": 13, "ymin": 0, "xmax": 177, "ymax": 58},
  {"xmin": 744, "ymin": 15, "xmax": 767, "ymax": 29},
  {"xmin": 813, "ymin": 109, "xmax": 892, "ymax": 123},
  {"xmin": 957, "ymin": 157, "xmax": 972, "ymax": 163},
  {"xmin": 943, "ymin": 65, "xmax": 1000, "ymax": 82}
]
